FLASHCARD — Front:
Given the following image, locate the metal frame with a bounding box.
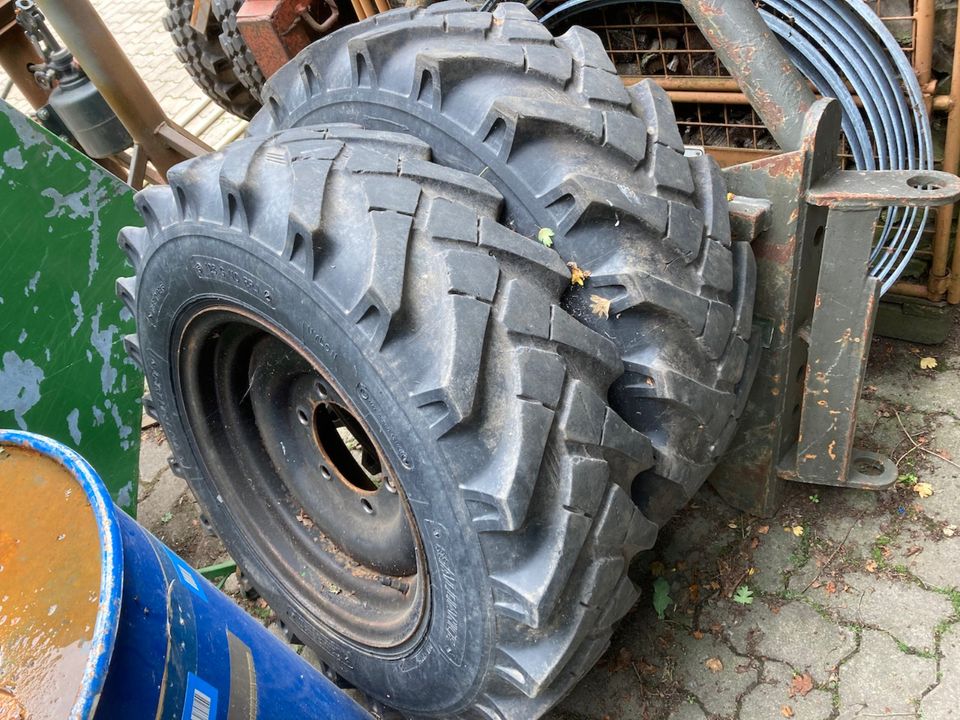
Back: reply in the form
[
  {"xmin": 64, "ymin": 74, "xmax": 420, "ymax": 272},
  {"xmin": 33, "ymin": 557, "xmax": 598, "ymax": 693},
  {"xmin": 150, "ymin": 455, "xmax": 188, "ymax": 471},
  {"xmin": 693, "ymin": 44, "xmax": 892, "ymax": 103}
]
[
  {"xmin": 563, "ymin": 0, "xmax": 960, "ymax": 306},
  {"xmin": 2, "ymin": 0, "xmax": 211, "ymax": 183},
  {"xmin": 681, "ymin": 0, "xmax": 960, "ymax": 514}
]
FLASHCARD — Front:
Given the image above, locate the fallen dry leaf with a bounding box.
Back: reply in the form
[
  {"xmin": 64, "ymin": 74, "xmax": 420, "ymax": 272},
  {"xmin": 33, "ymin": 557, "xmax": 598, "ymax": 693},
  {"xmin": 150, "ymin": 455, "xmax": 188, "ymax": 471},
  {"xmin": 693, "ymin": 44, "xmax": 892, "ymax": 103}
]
[
  {"xmin": 865, "ymin": 559, "xmax": 878, "ymax": 572},
  {"xmin": 920, "ymin": 356, "xmax": 938, "ymax": 370},
  {"xmin": 758, "ymin": 525, "xmax": 770, "ymax": 535},
  {"xmin": 750, "ymin": 537, "xmax": 760, "ymax": 549},
  {"xmin": 567, "ymin": 261, "xmax": 591, "ymax": 287},
  {"xmin": 705, "ymin": 657, "xmax": 723, "ymax": 673},
  {"xmin": 906, "ymin": 546, "xmax": 923, "ymax": 557},
  {"xmin": 781, "ymin": 705, "xmax": 795, "ymax": 718},
  {"xmin": 944, "ymin": 525, "xmax": 957, "ymax": 537},
  {"xmin": 691, "ymin": 629, "xmax": 704, "ymax": 640},
  {"xmin": 914, "ymin": 482, "xmax": 934, "ymax": 499},
  {"xmin": 824, "ymin": 581, "xmax": 837, "ymax": 594},
  {"xmin": 789, "ymin": 672, "xmax": 814, "ymax": 698},
  {"xmin": 792, "ymin": 525, "xmax": 805, "ymax": 537},
  {"xmin": 589, "ymin": 294, "xmax": 611, "ymax": 319}
]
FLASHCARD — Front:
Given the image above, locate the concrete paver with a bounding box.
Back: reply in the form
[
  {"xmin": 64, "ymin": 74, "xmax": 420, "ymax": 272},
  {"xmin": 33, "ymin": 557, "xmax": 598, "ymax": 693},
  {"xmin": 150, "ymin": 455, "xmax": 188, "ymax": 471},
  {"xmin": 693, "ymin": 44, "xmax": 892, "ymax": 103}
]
[
  {"xmin": 740, "ymin": 661, "xmax": 833, "ymax": 720},
  {"xmin": 725, "ymin": 601, "xmax": 856, "ymax": 683},
  {"xmin": 839, "ymin": 630, "xmax": 936, "ymax": 718},
  {"xmin": 921, "ymin": 627, "xmax": 960, "ymax": 719},
  {"xmin": 673, "ymin": 632, "xmax": 756, "ymax": 717},
  {"xmin": 819, "ymin": 572, "xmax": 953, "ymax": 652}
]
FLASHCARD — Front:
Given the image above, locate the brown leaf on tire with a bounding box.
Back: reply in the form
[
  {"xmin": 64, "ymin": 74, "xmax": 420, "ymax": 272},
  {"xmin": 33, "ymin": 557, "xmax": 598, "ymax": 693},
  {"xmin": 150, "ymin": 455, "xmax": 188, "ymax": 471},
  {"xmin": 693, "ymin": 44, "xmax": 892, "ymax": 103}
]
[{"xmin": 589, "ymin": 294, "xmax": 611, "ymax": 319}]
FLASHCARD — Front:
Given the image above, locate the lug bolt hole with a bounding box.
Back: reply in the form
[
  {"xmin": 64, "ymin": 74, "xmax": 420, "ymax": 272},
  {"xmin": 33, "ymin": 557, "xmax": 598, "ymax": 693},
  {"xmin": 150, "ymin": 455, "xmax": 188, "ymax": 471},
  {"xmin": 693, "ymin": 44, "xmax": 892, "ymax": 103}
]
[
  {"xmin": 361, "ymin": 498, "xmax": 374, "ymax": 515},
  {"xmin": 384, "ymin": 478, "xmax": 397, "ymax": 494},
  {"xmin": 316, "ymin": 381, "xmax": 328, "ymax": 399},
  {"xmin": 297, "ymin": 407, "xmax": 310, "ymax": 425},
  {"xmin": 321, "ymin": 465, "xmax": 331, "ymax": 480}
]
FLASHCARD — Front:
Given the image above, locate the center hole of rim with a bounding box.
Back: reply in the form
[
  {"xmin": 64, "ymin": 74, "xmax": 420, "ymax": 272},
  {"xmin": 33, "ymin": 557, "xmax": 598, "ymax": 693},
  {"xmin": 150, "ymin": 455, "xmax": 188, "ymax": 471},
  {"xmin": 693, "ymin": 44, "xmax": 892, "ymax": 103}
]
[{"xmin": 310, "ymin": 403, "xmax": 382, "ymax": 493}]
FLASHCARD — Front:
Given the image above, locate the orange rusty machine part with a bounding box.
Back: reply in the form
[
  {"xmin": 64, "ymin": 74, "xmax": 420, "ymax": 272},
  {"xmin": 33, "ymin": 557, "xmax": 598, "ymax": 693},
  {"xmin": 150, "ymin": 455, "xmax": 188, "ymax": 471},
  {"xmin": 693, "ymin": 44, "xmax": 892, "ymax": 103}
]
[{"xmin": 237, "ymin": 0, "xmax": 342, "ymax": 78}]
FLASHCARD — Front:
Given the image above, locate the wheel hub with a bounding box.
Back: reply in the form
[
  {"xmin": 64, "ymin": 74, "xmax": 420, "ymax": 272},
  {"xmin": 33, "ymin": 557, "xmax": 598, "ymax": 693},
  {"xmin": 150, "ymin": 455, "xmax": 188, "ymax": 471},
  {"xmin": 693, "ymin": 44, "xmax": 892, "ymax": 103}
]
[{"xmin": 175, "ymin": 305, "xmax": 427, "ymax": 651}]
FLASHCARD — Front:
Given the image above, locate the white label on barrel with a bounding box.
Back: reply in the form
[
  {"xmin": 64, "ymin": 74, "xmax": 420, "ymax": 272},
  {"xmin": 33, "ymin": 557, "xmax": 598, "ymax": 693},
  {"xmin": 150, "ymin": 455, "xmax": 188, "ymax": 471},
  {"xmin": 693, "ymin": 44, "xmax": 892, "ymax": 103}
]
[{"xmin": 182, "ymin": 672, "xmax": 219, "ymax": 720}]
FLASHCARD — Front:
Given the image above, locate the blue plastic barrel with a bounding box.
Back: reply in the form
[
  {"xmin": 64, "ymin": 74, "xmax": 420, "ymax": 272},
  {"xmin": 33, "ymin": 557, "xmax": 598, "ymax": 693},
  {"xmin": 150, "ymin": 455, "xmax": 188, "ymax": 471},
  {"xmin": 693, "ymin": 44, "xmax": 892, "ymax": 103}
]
[{"xmin": 0, "ymin": 429, "xmax": 370, "ymax": 720}]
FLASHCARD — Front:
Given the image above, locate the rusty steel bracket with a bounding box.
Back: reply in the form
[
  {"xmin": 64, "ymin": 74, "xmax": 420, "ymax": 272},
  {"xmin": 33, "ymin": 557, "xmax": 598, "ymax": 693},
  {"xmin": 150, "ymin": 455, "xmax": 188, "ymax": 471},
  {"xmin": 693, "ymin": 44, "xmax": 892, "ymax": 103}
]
[
  {"xmin": 709, "ymin": 99, "xmax": 960, "ymax": 516},
  {"xmin": 190, "ymin": 0, "xmax": 215, "ymax": 33},
  {"xmin": 237, "ymin": 0, "xmax": 337, "ymax": 79}
]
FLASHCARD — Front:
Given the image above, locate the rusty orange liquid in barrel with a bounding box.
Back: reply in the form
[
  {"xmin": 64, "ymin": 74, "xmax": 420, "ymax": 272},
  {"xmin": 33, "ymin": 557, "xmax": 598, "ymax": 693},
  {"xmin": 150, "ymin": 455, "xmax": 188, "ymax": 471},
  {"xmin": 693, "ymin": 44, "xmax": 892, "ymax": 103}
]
[{"xmin": 0, "ymin": 445, "xmax": 102, "ymax": 720}]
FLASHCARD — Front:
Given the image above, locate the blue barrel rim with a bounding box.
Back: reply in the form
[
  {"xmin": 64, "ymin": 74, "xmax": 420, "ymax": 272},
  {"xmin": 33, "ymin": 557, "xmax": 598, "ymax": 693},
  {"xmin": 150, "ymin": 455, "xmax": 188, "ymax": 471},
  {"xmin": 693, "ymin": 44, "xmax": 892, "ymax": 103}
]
[{"xmin": 0, "ymin": 429, "xmax": 124, "ymax": 720}]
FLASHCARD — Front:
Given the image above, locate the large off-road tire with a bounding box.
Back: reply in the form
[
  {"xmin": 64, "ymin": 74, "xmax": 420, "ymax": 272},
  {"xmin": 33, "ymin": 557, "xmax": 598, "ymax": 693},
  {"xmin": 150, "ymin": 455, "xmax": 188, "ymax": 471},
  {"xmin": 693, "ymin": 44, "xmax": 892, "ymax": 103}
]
[
  {"xmin": 118, "ymin": 127, "xmax": 657, "ymax": 718},
  {"xmin": 212, "ymin": 0, "xmax": 266, "ymax": 101},
  {"xmin": 163, "ymin": 0, "xmax": 260, "ymax": 119},
  {"xmin": 248, "ymin": 1, "xmax": 759, "ymax": 524}
]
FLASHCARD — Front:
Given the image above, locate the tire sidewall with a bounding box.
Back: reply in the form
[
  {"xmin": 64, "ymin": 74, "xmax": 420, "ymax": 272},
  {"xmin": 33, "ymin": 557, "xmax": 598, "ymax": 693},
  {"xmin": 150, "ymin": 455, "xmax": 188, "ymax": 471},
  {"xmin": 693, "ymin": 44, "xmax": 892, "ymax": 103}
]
[{"xmin": 137, "ymin": 226, "xmax": 493, "ymax": 715}]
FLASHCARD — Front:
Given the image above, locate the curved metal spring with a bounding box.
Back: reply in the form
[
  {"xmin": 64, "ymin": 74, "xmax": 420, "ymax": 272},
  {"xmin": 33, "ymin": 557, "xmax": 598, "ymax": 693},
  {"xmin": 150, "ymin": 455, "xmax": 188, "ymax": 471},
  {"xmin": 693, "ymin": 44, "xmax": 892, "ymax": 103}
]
[{"xmin": 531, "ymin": 0, "xmax": 933, "ymax": 294}]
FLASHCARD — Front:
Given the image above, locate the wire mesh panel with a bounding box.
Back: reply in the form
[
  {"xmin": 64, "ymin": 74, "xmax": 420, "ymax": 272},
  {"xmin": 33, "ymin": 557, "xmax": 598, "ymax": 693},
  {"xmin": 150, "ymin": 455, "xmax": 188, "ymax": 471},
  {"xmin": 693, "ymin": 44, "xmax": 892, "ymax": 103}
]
[
  {"xmin": 544, "ymin": 0, "xmax": 934, "ymax": 291},
  {"xmin": 552, "ymin": 0, "xmax": 920, "ymax": 160}
]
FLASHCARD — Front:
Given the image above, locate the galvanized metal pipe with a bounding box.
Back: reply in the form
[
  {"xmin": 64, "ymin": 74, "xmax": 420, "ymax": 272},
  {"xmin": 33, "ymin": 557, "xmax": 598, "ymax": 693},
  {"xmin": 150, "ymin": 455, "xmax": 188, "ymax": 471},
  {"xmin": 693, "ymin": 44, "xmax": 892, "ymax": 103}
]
[
  {"xmin": 33, "ymin": 0, "xmax": 185, "ymax": 175},
  {"xmin": 678, "ymin": 0, "xmax": 815, "ymax": 151}
]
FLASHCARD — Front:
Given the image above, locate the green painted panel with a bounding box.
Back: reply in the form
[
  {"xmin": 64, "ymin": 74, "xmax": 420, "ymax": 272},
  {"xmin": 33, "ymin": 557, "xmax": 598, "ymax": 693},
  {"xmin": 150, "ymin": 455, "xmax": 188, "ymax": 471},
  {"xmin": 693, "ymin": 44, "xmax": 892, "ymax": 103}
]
[{"xmin": 0, "ymin": 100, "xmax": 142, "ymax": 514}]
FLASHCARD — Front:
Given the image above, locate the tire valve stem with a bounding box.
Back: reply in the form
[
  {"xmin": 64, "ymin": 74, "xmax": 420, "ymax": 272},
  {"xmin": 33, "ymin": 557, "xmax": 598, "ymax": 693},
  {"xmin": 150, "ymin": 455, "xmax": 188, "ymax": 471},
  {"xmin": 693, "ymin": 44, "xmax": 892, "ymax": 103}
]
[{"xmin": 378, "ymin": 575, "xmax": 410, "ymax": 594}]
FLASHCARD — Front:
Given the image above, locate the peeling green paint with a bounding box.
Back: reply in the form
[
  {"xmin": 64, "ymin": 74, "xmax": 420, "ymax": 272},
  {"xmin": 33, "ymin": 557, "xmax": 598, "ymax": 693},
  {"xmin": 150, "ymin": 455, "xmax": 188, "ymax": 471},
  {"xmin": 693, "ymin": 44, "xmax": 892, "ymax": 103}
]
[{"xmin": 0, "ymin": 100, "xmax": 142, "ymax": 514}]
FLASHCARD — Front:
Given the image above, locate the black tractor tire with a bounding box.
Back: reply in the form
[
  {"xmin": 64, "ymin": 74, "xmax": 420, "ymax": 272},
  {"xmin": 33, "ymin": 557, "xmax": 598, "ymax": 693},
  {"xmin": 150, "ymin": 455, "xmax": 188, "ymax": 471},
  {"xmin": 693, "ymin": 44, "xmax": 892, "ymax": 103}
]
[
  {"xmin": 247, "ymin": 1, "xmax": 759, "ymax": 525},
  {"xmin": 213, "ymin": 0, "xmax": 266, "ymax": 101},
  {"xmin": 118, "ymin": 127, "xmax": 658, "ymax": 719},
  {"xmin": 163, "ymin": 0, "xmax": 260, "ymax": 119}
]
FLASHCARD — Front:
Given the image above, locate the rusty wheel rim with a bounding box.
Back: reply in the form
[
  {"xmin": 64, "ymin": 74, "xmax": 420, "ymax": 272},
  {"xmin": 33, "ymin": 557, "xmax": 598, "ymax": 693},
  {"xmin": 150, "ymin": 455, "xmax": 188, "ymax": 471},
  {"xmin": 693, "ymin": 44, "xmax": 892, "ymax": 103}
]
[{"xmin": 174, "ymin": 304, "xmax": 428, "ymax": 653}]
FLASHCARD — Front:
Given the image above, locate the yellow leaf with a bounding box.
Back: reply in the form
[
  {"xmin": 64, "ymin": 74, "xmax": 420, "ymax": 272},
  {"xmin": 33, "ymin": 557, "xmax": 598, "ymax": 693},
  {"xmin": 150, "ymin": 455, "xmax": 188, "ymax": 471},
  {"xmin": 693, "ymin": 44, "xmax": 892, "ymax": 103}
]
[
  {"xmin": 537, "ymin": 227, "xmax": 555, "ymax": 247},
  {"xmin": 567, "ymin": 261, "xmax": 591, "ymax": 287},
  {"xmin": 589, "ymin": 294, "xmax": 611, "ymax": 319},
  {"xmin": 781, "ymin": 705, "xmax": 795, "ymax": 718},
  {"xmin": 920, "ymin": 356, "xmax": 938, "ymax": 370},
  {"xmin": 792, "ymin": 525, "xmax": 805, "ymax": 537},
  {"xmin": 705, "ymin": 657, "xmax": 723, "ymax": 673},
  {"xmin": 914, "ymin": 482, "xmax": 934, "ymax": 498}
]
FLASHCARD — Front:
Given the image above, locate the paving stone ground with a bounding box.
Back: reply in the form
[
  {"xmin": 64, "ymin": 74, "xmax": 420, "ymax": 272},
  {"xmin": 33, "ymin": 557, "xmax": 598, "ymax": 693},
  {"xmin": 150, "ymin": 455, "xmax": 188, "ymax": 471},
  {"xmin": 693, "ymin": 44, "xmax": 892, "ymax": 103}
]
[{"xmin": 31, "ymin": 1, "xmax": 959, "ymax": 716}]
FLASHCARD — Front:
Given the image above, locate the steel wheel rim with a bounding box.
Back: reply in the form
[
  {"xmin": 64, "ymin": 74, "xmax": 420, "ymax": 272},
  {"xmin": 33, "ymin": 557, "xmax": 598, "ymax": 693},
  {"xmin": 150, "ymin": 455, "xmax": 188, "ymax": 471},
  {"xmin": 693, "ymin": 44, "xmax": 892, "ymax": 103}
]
[{"xmin": 174, "ymin": 303, "xmax": 428, "ymax": 653}]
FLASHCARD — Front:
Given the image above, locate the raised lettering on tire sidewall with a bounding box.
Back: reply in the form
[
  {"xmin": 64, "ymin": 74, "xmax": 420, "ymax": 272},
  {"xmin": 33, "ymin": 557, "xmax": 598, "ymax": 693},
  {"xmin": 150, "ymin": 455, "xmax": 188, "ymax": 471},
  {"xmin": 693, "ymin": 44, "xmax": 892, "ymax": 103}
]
[{"xmin": 136, "ymin": 228, "xmax": 494, "ymax": 713}]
